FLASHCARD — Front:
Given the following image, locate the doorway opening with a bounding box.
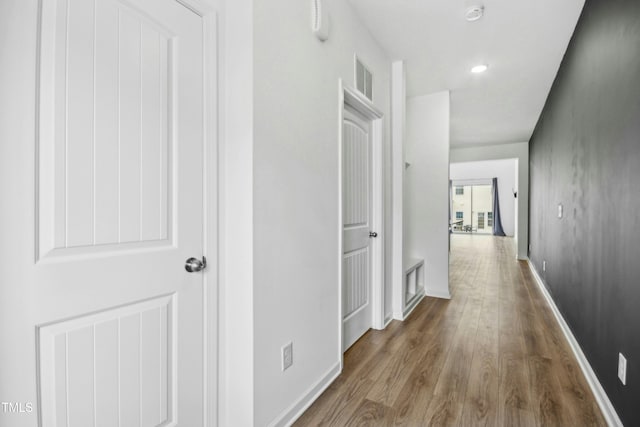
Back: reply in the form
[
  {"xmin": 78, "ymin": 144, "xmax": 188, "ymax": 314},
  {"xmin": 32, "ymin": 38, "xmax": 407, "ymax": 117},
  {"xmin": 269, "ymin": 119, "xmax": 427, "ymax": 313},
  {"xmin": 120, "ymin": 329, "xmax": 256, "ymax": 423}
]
[
  {"xmin": 451, "ymin": 181, "xmax": 493, "ymax": 234},
  {"xmin": 339, "ymin": 82, "xmax": 384, "ymax": 355}
]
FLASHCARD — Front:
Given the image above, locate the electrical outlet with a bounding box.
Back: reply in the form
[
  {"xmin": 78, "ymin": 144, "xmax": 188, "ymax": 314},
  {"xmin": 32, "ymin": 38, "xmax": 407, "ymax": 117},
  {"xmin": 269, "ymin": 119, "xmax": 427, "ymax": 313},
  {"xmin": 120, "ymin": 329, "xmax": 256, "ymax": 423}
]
[
  {"xmin": 543, "ymin": 260, "xmax": 546, "ymax": 272},
  {"xmin": 282, "ymin": 342, "xmax": 293, "ymax": 371},
  {"xmin": 618, "ymin": 353, "xmax": 627, "ymax": 385}
]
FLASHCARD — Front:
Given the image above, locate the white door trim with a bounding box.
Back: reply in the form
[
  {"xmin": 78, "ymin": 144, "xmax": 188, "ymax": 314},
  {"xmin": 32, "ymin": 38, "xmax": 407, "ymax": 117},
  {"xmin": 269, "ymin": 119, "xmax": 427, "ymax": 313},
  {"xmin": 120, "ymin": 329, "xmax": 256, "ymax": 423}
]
[
  {"xmin": 338, "ymin": 81, "xmax": 384, "ymax": 361},
  {"xmin": 171, "ymin": 1, "xmax": 219, "ymax": 426}
]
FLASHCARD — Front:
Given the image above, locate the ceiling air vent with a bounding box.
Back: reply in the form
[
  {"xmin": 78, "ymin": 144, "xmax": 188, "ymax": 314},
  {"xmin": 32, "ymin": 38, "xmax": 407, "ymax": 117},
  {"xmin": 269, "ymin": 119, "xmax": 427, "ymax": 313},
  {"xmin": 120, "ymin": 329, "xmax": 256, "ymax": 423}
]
[{"xmin": 355, "ymin": 56, "xmax": 373, "ymax": 101}]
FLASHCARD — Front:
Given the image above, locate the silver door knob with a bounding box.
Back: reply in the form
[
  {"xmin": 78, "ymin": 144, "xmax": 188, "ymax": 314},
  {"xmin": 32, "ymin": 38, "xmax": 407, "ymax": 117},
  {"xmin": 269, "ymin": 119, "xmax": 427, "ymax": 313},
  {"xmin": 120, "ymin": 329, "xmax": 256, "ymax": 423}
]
[
  {"xmin": 369, "ymin": 231, "xmax": 378, "ymax": 238},
  {"xmin": 185, "ymin": 256, "xmax": 207, "ymax": 273}
]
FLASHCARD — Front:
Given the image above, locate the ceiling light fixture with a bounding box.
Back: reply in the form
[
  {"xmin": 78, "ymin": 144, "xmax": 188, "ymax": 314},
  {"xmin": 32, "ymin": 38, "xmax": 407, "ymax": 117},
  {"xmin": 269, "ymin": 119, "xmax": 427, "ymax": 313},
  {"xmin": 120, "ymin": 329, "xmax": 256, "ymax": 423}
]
[
  {"xmin": 465, "ymin": 5, "xmax": 484, "ymax": 22},
  {"xmin": 471, "ymin": 64, "xmax": 488, "ymax": 73}
]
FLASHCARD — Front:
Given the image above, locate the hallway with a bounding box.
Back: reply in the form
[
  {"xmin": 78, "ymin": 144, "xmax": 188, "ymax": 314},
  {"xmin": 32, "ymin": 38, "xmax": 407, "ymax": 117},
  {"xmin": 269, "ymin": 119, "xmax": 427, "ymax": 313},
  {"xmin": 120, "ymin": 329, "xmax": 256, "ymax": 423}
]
[{"xmin": 295, "ymin": 235, "xmax": 606, "ymax": 426}]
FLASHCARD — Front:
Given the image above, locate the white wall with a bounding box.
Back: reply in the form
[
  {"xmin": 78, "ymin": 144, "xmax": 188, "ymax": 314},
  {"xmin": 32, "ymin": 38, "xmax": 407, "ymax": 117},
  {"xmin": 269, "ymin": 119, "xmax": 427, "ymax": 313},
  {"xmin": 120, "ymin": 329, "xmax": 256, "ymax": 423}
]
[
  {"xmin": 252, "ymin": 1, "xmax": 392, "ymax": 425},
  {"xmin": 220, "ymin": 0, "xmax": 255, "ymax": 425},
  {"xmin": 450, "ymin": 142, "xmax": 529, "ymax": 259},
  {"xmin": 404, "ymin": 92, "xmax": 451, "ymax": 299},
  {"xmin": 450, "ymin": 159, "xmax": 517, "ymax": 236}
]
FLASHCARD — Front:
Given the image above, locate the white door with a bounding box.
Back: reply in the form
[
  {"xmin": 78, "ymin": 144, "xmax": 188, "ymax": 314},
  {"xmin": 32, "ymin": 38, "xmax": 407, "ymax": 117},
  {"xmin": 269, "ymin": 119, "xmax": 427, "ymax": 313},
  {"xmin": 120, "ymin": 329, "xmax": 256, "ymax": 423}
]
[
  {"xmin": 342, "ymin": 107, "xmax": 375, "ymax": 351},
  {"xmin": 0, "ymin": 0, "xmax": 212, "ymax": 425}
]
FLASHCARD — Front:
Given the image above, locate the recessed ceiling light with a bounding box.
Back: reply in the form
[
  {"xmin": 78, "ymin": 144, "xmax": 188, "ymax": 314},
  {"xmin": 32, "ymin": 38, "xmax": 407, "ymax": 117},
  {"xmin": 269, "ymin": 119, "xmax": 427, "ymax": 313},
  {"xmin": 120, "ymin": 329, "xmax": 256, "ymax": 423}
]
[
  {"xmin": 471, "ymin": 64, "xmax": 488, "ymax": 73},
  {"xmin": 465, "ymin": 5, "xmax": 484, "ymax": 22}
]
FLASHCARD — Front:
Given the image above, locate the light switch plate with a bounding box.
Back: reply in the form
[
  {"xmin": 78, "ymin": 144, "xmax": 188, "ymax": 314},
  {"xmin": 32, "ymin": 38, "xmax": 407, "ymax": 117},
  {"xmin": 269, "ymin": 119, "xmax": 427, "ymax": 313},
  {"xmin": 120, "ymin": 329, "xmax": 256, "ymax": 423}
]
[
  {"xmin": 619, "ymin": 353, "xmax": 627, "ymax": 385},
  {"xmin": 282, "ymin": 342, "xmax": 293, "ymax": 371}
]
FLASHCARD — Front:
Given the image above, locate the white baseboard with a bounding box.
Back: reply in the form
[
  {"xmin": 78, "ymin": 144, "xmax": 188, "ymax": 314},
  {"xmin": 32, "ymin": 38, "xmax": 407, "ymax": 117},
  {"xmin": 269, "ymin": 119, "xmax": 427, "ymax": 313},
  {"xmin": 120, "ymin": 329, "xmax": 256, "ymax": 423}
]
[
  {"xmin": 424, "ymin": 288, "xmax": 451, "ymax": 300},
  {"xmin": 403, "ymin": 290, "xmax": 425, "ymax": 319},
  {"xmin": 268, "ymin": 361, "xmax": 341, "ymax": 427},
  {"xmin": 392, "ymin": 285, "xmax": 450, "ymax": 321},
  {"xmin": 527, "ymin": 261, "xmax": 623, "ymax": 427},
  {"xmin": 383, "ymin": 315, "xmax": 393, "ymax": 328}
]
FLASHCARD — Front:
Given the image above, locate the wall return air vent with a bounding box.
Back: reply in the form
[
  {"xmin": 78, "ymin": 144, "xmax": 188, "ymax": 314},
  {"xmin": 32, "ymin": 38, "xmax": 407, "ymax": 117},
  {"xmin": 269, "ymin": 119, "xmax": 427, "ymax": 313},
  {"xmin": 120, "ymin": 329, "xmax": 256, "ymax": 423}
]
[{"xmin": 355, "ymin": 56, "xmax": 373, "ymax": 101}]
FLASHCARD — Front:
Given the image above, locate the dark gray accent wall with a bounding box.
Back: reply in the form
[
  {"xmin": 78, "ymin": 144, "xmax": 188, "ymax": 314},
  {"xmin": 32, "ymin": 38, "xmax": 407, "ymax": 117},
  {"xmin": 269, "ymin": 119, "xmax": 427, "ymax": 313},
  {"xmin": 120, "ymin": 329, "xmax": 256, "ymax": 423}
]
[{"xmin": 529, "ymin": 0, "xmax": 640, "ymax": 424}]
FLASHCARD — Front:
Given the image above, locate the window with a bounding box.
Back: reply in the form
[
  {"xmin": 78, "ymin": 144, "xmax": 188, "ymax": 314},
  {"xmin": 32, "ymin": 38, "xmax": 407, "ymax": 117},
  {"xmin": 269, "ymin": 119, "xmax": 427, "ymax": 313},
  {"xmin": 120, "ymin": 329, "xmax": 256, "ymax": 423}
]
[
  {"xmin": 488, "ymin": 212, "xmax": 493, "ymax": 227},
  {"xmin": 455, "ymin": 211, "xmax": 463, "ymax": 220},
  {"xmin": 478, "ymin": 212, "xmax": 485, "ymax": 229},
  {"xmin": 455, "ymin": 186, "xmax": 464, "ymax": 195}
]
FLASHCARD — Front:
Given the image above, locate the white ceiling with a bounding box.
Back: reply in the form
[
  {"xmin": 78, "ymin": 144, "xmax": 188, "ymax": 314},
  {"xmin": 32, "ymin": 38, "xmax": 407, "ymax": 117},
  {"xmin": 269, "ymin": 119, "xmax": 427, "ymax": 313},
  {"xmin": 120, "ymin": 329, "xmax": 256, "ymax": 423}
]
[{"xmin": 348, "ymin": 0, "xmax": 585, "ymax": 146}]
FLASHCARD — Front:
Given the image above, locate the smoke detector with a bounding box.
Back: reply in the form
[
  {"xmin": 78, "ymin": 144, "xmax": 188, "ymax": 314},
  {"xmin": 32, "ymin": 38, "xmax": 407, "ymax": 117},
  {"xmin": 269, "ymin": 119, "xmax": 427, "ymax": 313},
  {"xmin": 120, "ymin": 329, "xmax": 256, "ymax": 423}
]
[{"xmin": 465, "ymin": 5, "xmax": 484, "ymax": 21}]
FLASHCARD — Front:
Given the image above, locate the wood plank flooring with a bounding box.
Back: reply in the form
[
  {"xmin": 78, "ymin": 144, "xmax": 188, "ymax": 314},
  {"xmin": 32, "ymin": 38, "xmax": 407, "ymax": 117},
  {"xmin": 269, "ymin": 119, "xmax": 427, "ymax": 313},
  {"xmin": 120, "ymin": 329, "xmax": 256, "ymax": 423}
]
[{"xmin": 294, "ymin": 235, "xmax": 606, "ymax": 426}]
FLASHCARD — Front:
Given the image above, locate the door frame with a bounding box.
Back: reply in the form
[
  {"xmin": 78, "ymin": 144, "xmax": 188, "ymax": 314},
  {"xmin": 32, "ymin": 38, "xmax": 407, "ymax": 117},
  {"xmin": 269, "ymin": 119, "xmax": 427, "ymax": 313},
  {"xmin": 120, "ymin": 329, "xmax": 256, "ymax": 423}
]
[
  {"xmin": 337, "ymin": 81, "xmax": 384, "ymax": 360},
  {"xmin": 179, "ymin": 1, "xmax": 219, "ymax": 425},
  {"xmin": 450, "ymin": 178, "xmax": 493, "ymax": 235}
]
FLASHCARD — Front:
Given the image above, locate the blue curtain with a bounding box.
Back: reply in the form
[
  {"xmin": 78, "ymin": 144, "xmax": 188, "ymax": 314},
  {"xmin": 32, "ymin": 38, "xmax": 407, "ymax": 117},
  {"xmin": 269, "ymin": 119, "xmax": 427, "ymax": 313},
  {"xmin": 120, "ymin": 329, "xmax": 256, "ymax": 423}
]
[{"xmin": 492, "ymin": 177, "xmax": 506, "ymax": 236}]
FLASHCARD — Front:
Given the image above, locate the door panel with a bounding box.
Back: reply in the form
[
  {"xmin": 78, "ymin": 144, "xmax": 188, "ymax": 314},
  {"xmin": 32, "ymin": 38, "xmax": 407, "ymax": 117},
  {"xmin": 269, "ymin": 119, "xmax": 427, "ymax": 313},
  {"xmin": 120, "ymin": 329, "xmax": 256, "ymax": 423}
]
[
  {"xmin": 39, "ymin": 0, "xmax": 175, "ymax": 258},
  {"xmin": 39, "ymin": 296, "xmax": 172, "ymax": 426},
  {"xmin": 2, "ymin": 0, "xmax": 211, "ymax": 425},
  {"xmin": 343, "ymin": 248, "xmax": 368, "ymax": 318},
  {"xmin": 342, "ymin": 107, "xmax": 373, "ymax": 351},
  {"xmin": 343, "ymin": 119, "xmax": 369, "ymax": 229}
]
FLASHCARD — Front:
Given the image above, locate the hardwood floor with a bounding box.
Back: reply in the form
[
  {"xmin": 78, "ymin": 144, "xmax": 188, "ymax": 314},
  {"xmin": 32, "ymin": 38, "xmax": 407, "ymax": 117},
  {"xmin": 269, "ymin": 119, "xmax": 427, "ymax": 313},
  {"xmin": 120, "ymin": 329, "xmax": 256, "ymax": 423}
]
[{"xmin": 294, "ymin": 235, "xmax": 606, "ymax": 426}]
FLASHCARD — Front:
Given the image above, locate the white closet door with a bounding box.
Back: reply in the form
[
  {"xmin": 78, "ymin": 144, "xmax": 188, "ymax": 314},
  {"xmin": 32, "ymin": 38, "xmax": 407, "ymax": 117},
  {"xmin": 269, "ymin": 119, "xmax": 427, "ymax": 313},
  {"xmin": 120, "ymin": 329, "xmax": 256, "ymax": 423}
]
[{"xmin": 342, "ymin": 107, "xmax": 373, "ymax": 351}]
